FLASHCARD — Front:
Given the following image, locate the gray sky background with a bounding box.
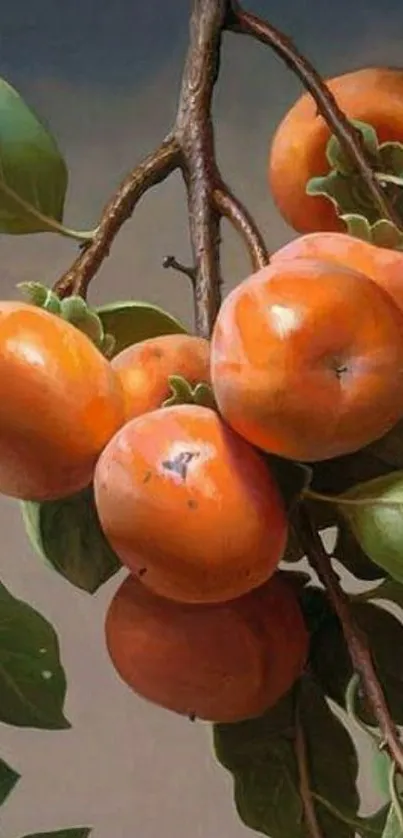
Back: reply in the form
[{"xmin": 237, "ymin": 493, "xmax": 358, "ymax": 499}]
[{"xmin": 1, "ymin": 1, "xmax": 403, "ymax": 836}]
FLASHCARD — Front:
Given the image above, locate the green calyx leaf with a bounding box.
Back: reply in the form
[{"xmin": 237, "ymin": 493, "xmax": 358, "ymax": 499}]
[
  {"xmin": 337, "ymin": 471, "xmax": 403, "ymax": 583},
  {"xmin": 96, "ymin": 300, "xmax": 187, "ymax": 357},
  {"xmin": 213, "ymin": 675, "xmax": 359, "ymax": 838},
  {"xmin": 59, "ymin": 295, "xmax": 105, "ymax": 348},
  {"xmin": 162, "ymin": 375, "xmax": 217, "ymax": 409},
  {"xmin": 20, "ymin": 485, "xmax": 122, "ymax": 595},
  {"xmin": 0, "ymin": 579, "xmax": 69, "ymax": 729},
  {"xmin": 0, "ymin": 756, "xmax": 20, "ymax": 806},
  {"xmin": 306, "ymin": 119, "xmax": 403, "ymax": 245},
  {"xmin": 18, "ymin": 281, "xmax": 62, "ymax": 315}
]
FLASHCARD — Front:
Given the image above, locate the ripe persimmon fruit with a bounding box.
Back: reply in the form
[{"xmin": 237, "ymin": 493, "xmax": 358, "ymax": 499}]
[
  {"xmin": 111, "ymin": 333, "xmax": 211, "ymax": 421},
  {"xmin": 105, "ymin": 572, "xmax": 308, "ymax": 723},
  {"xmin": 210, "ymin": 258, "xmax": 403, "ymax": 463},
  {"xmin": 94, "ymin": 404, "xmax": 287, "ymax": 604},
  {"xmin": 268, "ymin": 67, "xmax": 403, "ymax": 232},
  {"xmin": 0, "ymin": 302, "xmax": 125, "ymax": 501},
  {"xmin": 272, "ymin": 231, "xmax": 403, "ymax": 315}
]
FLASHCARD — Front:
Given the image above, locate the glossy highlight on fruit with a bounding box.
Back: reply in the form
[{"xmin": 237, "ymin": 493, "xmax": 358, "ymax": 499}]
[
  {"xmin": 105, "ymin": 572, "xmax": 309, "ymax": 723},
  {"xmin": 0, "ymin": 301, "xmax": 125, "ymax": 501},
  {"xmin": 272, "ymin": 231, "xmax": 403, "ymax": 315},
  {"xmin": 111, "ymin": 333, "xmax": 211, "ymax": 421},
  {"xmin": 210, "ymin": 258, "xmax": 403, "ymax": 463},
  {"xmin": 268, "ymin": 67, "xmax": 403, "ymax": 232},
  {"xmin": 94, "ymin": 404, "xmax": 288, "ymax": 604}
]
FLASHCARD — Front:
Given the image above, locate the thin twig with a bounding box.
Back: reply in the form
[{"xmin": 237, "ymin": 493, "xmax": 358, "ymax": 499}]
[
  {"xmin": 226, "ymin": 1, "xmax": 402, "ymax": 229},
  {"xmin": 162, "ymin": 255, "xmax": 196, "ymax": 284},
  {"xmin": 296, "ymin": 503, "xmax": 403, "ymax": 774},
  {"xmin": 53, "ymin": 136, "xmax": 181, "ymax": 299},
  {"xmin": 294, "ymin": 690, "xmax": 324, "ymax": 838},
  {"xmin": 213, "ymin": 183, "xmax": 269, "ymax": 271}
]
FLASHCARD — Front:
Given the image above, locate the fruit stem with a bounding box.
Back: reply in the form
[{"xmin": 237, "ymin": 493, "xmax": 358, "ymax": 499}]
[
  {"xmin": 303, "ymin": 487, "xmax": 402, "ymax": 510},
  {"xmin": 296, "ymin": 503, "xmax": 403, "ymax": 775},
  {"xmin": 294, "ymin": 686, "xmax": 325, "ymax": 838}
]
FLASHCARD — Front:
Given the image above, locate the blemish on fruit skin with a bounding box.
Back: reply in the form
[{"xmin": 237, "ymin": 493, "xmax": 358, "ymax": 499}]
[
  {"xmin": 187, "ymin": 499, "xmax": 198, "ymax": 510},
  {"xmin": 143, "ymin": 471, "xmax": 152, "ymax": 484},
  {"xmin": 138, "ymin": 567, "xmax": 147, "ymax": 577},
  {"xmin": 162, "ymin": 450, "xmax": 200, "ymax": 481}
]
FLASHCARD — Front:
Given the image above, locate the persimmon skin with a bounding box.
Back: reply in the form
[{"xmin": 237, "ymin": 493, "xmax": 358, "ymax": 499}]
[
  {"xmin": 272, "ymin": 231, "xmax": 403, "ymax": 315},
  {"xmin": 105, "ymin": 572, "xmax": 308, "ymax": 723},
  {"xmin": 210, "ymin": 258, "xmax": 403, "ymax": 463},
  {"xmin": 94, "ymin": 404, "xmax": 287, "ymax": 604},
  {"xmin": 268, "ymin": 67, "xmax": 403, "ymax": 233},
  {"xmin": 111, "ymin": 333, "xmax": 211, "ymax": 421},
  {"xmin": 0, "ymin": 302, "xmax": 125, "ymax": 501}
]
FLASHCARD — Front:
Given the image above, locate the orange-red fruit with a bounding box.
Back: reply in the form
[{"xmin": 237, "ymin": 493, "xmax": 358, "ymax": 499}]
[
  {"xmin": 94, "ymin": 404, "xmax": 287, "ymax": 604},
  {"xmin": 272, "ymin": 231, "xmax": 403, "ymax": 315},
  {"xmin": 0, "ymin": 302, "xmax": 125, "ymax": 501},
  {"xmin": 268, "ymin": 67, "xmax": 403, "ymax": 233},
  {"xmin": 210, "ymin": 258, "xmax": 403, "ymax": 463},
  {"xmin": 111, "ymin": 333, "xmax": 211, "ymax": 421},
  {"xmin": 105, "ymin": 572, "xmax": 308, "ymax": 723}
]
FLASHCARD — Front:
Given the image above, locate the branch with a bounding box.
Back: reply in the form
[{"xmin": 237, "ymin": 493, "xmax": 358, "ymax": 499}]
[
  {"xmin": 294, "ymin": 690, "xmax": 324, "ymax": 838},
  {"xmin": 226, "ymin": 2, "xmax": 402, "ymax": 229},
  {"xmin": 296, "ymin": 503, "xmax": 403, "ymax": 775},
  {"xmin": 213, "ymin": 183, "xmax": 269, "ymax": 271},
  {"xmin": 53, "ymin": 136, "xmax": 181, "ymax": 299}
]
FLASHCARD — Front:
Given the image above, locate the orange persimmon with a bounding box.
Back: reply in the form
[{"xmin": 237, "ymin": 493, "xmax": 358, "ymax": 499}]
[
  {"xmin": 0, "ymin": 302, "xmax": 124, "ymax": 501},
  {"xmin": 272, "ymin": 231, "xmax": 403, "ymax": 314},
  {"xmin": 94, "ymin": 404, "xmax": 287, "ymax": 604},
  {"xmin": 210, "ymin": 258, "xmax": 403, "ymax": 462},
  {"xmin": 105, "ymin": 572, "xmax": 308, "ymax": 723},
  {"xmin": 268, "ymin": 67, "xmax": 403, "ymax": 232},
  {"xmin": 111, "ymin": 333, "xmax": 211, "ymax": 421}
]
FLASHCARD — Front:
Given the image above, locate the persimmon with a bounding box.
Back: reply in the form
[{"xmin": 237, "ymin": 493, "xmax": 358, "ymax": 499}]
[
  {"xmin": 111, "ymin": 333, "xmax": 211, "ymax": 421},
  {"xmin": 94, "ymin": 404, "xmax": 287, "ymax": 604},
  {"xmin": 272, "ymin": 231, "xmax": 403, "ymax": 314},
  {"xmin": 105, "ymin": 572, "xmax": 308, "ymax": 723},
  {"xmin": 210, "ymin": 258, "xmax": 403, "ymax": 463},
  {"xmin": 268, "ymin": 67, "xmax": 403, "ymax": 233},
  {"xmin": 0, "ymin": 301, "xmax": 125, "ymax": 501}
]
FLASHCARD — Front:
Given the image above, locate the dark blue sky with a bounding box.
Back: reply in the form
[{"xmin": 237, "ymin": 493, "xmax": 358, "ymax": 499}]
[{"xmin": 1, "ymin": 0, "xmax": 402, "ymax": 89}]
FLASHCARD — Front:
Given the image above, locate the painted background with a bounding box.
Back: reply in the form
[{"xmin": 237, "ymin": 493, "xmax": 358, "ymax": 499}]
[{"xmin": 1, "ymin": 1, "xmax": 402, "ymax": 835}]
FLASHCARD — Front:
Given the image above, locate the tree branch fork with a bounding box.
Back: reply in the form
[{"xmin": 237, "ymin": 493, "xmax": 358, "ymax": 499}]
[{"xmin": 52, "ymin": 0, "xmax": 403, "ymax": 813}]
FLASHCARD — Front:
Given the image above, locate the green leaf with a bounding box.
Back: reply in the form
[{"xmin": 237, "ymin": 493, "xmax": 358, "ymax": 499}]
[
  {"xmin": 357, "ymin": 807, "xmax": 389, "ymax": 837},
  {"xmin": 368, "ymin": 420, "xmax": 403, "ymax": 469},
  {"xmin": 96, "ymin": 300, "xmax": 187, "ymax": 357},
  {"xmin": 213, "ymin": 676, "xmax": 359, "ymax": 838},
  {"xmin": 364, "ymin": 578, "xmax": 403, "ymax": 611},
  {"xmin": 0, "ymin": 580, "xmax": 69, "ymax": 729},
  {"xmin": 309, "ymin": 593, "xmax": 403, "ymax": 725},
  {"xmin": 339, "ymin": 472, "xmax": 403, "ymax": 583},
  {"xmin": 333, "ymin": 519, "xmax": 384, "ymax": 581},
  {"xmin": 380, "ymin": 804, "xmax": 403, "ymax": 838},
  {"xmin": 0, "ymin": 77, "xmax": 68, "ymax": 234},
  {"xmin": 21, "ymin": 830, "xmax": 92, "ymax": 838},
  {"xmin": 310, "ymin": 447, "xmax": 393, "ymax": 498},
  {"xmin": 379, "ymin": 141, "xmax": 403, "ymax": 176},
  {"xmin": 21, "ymin": 485, "xmax": 121, "ymax": 594},
  {"xmin": 0, "ymin": 756, "xmax": 20, "ymax": 805}
]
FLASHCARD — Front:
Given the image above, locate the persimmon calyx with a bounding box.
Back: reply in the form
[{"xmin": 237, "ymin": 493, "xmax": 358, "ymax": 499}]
[
  {"xmin": 306, "ymin": 119, "xmax": 403, "ymax": 247},
  {"xmin": 17, "ymin": 281, "xmax": 116, "ymax": 358},
  {"xmin": 163, "ymin": 375, "xmax": 217, "ymax": 409}
]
